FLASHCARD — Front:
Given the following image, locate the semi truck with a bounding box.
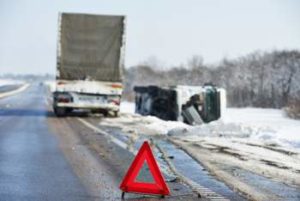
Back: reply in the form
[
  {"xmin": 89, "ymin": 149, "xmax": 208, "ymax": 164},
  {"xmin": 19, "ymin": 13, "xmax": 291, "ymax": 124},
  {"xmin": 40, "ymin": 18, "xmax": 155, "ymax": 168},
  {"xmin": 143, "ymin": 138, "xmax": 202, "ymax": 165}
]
[
  {"xmin": 134, "ymin": 85, "xmax": 226, "ymax": 125},
  {"xmin": 53, "ymin": 13, "xmax": 126, "ymax": 117}
]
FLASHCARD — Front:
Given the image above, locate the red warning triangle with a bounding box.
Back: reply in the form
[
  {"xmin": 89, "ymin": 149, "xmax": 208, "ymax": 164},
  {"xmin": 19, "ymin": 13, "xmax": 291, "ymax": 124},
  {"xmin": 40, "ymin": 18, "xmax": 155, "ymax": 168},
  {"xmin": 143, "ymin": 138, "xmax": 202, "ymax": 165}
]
[{"xmin": 119, "ymin": 141, "xmax": 170, "ymax": 196}]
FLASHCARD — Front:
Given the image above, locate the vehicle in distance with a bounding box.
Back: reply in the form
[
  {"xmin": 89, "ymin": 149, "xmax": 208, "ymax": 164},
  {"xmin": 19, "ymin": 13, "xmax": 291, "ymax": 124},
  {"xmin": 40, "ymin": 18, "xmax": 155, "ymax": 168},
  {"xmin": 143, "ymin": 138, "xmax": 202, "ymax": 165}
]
[{"xmin": 53, "ymin": 13, "xmax": 126, "ymax": 117}]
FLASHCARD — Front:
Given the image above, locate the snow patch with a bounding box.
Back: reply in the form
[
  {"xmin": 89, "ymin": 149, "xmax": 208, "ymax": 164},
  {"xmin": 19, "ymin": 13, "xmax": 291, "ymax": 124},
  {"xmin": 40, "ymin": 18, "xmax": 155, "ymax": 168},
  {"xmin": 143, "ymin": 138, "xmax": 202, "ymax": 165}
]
[
  {"xmin": 0, "ymin": 79, "xmax": 24, "ymax": 87},
  {"xmin": 43, "ymin": 80, "xmax": 56, "ymax": 92},
  {"xmin": 120, "ymin": 101, "xmax": 135, "ymax": 114},
  {"xmin": 114, "ymin": 102, "xmax": 300, "ymax": 149},
  {"xmin": 169, "ymin": 108, "xmax": 300, "ymax": 149},
  {"xmin": 101, "ymin": 113, "xmax": 190, "ymax": 135}
]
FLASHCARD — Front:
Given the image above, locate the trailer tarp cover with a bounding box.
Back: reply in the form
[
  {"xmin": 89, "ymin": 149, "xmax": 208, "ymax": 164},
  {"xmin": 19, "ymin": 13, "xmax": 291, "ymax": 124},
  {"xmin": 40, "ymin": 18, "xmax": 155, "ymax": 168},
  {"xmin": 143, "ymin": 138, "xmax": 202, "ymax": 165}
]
[{"xmin": 58, "ymin": 13, "xmax": 125, "ymax": 81}]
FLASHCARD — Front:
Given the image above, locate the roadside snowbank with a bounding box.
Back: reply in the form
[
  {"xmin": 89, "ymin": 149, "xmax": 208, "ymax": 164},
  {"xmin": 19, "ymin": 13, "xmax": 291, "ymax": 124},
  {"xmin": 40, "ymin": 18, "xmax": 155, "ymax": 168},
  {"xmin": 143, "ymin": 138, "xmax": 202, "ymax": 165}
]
[
  {"xmin": 109, "ymin": 103, "xmax": 300, "ymax": 198},
  {"xmin": 120, "ymin": 101, "xmax": 135, "ymax": 114},
  {"xmin": 101, "ymin": 113, "xmax": 190, "ymax": 135},
  {"xmin": 0, "ymin": 79, "xmax": 24, "ymax": 87},
  {"xmin": 169, "ymin": 108, "xmax": 300, "ymax": 149},
  {"xmin": 0, "ymin": 84, "xmax": 30, "ymax": 99},
  {"xmin": 116, "ymin": 103, "xmax": 300, "ymax": 148},
  {"xmin": 106, "ymin": 101, "xmax": 190, "ymax": 135},
  {"xmin": 43, "ymin": 80, "xmax": 56, "ymax": 92}
]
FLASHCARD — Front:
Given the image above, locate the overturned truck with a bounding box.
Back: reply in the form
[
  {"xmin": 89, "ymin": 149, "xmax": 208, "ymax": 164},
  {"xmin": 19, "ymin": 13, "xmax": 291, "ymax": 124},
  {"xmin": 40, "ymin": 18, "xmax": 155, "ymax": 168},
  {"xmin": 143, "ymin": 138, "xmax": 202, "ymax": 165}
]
[{"xmin": 134, "ymin": 85, "xmax": 226, "ymax": 125}]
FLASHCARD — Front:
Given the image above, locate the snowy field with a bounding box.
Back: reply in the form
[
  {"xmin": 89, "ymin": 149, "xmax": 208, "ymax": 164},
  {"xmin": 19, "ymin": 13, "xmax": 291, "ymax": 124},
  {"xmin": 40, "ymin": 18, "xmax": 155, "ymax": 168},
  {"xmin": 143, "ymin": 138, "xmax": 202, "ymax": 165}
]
[
  {"xmin": 119, "ymin": 101, "xmax": 300, "ymax": 149},
  {"xmin": 222, "ymin": 108, "xmax": 300, "ymax": 148},
  {"xmin": 0, "ymin": 79, "xmax": 24, "ymax": 87},
  {"xmin": 115, "ymin": 102, "xmax": 300, "ymax": 200}
]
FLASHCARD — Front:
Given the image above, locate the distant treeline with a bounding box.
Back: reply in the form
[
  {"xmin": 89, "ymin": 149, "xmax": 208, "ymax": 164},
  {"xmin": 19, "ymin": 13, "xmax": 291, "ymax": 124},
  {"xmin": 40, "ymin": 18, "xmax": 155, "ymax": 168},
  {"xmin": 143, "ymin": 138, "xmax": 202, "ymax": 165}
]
[
  {"xmin": 124, "ymin": 50, "xmax": 300, "ymax": 109},
  {"xmin": 0, "ymin": 74, "xmax": 54, "ymax": 81}
]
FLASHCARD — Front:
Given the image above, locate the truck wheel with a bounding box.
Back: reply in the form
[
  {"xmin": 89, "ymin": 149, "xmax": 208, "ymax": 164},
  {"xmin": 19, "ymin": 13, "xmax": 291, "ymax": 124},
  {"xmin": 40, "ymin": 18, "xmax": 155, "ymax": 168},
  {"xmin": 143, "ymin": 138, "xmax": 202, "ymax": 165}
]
[{"xmin": 54, "ymin": 107, "xmax": 67, "ymax": 117}]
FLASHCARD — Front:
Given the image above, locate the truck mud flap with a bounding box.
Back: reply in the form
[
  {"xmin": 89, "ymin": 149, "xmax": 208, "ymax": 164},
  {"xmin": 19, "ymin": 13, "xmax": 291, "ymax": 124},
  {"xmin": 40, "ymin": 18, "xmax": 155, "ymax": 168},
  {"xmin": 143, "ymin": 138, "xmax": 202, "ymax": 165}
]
[{"xmin": 182, "ymin": 105, "xmax": 203, "ymax": 125}]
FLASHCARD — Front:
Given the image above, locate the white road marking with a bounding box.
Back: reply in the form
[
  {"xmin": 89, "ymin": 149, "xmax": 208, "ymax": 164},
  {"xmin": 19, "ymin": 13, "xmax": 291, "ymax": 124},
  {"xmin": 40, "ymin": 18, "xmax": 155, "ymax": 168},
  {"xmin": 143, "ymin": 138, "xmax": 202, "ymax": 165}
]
[
  {"xmin": 77, "ymin": 117, "xmax": 230, "ymax": 200},
  {"xmin": 77, "ymin": 118, "xmax": 128, "ymax": 150},
  {"xmin": 0, "ymin": 84, "xmax": 30, "ymax": 99}
]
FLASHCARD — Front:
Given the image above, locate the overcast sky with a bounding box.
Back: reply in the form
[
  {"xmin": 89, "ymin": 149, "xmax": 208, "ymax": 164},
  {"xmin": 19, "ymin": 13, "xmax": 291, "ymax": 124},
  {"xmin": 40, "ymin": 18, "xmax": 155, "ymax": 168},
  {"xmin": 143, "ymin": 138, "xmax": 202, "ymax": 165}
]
[{"xmin": 0, "ymin": 0, "xmax": 299, "ymax": 74}]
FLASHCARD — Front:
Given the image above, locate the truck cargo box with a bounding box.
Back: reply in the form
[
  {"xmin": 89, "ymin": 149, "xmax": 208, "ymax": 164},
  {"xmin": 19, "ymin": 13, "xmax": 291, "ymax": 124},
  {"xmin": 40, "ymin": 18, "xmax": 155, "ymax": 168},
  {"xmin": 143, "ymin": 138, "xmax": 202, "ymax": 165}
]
[{"xmin": 57, "ymin": 13, "xmax": 125, "ymax": 82}]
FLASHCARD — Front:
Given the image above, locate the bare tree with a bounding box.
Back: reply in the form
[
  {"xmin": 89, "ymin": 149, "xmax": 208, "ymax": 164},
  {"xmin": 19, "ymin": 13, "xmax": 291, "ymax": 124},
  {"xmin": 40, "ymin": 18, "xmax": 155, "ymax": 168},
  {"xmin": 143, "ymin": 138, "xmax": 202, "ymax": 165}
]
[{"xmin": 124, "ymin": 50, "xmax": 300, "ymax": 110}]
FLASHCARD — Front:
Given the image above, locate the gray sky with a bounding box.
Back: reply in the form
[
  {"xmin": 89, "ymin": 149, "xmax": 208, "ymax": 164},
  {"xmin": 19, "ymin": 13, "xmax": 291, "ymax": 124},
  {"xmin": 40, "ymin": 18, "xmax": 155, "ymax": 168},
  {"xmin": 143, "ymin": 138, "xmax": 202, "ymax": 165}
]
[{"xmin": 0, "ymin": 0, "xmax": 300, "ymax": 74}]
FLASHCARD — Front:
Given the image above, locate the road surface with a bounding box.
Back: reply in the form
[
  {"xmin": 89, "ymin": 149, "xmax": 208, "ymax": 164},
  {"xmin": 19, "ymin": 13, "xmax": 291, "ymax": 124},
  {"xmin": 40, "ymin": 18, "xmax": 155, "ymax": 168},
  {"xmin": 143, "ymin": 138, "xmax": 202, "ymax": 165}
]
[
  {"xmin": 0, "ymin": 85, "xmax": 21, "ymax": 94},
  {"xmin": 0, "ymin": 84, "xmax": 91, "ymax": 200},
  {"xmin": 0, "ymin": 84, "xmax": 213, "ymax": 200}
]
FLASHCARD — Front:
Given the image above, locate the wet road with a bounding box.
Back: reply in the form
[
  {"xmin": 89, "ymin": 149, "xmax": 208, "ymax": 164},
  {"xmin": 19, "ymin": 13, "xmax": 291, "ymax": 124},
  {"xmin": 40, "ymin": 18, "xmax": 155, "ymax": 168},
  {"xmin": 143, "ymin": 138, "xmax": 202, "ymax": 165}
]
[
  {"xmin": 0, "ymin": 84, "xmax": 90, "ymax": 200},
  {"xmin": 0, "ymin": 84, "xmax": 208, "ymax": 201},
  {"xmin": 0, "ymin": 85, "xmax": 21, "ymax": 93}
]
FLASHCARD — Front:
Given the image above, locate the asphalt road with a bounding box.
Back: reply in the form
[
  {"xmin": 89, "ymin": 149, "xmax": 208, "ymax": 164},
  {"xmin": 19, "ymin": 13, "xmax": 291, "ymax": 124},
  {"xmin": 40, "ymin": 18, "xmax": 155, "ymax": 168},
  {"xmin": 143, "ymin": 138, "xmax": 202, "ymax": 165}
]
[
  {"xmin": 0, "ymin": 84, "xmax": 91, "ymax": 201},
  {"xmin": 0, "ymin": 85, "xmax": 21, "ymax": 94}
]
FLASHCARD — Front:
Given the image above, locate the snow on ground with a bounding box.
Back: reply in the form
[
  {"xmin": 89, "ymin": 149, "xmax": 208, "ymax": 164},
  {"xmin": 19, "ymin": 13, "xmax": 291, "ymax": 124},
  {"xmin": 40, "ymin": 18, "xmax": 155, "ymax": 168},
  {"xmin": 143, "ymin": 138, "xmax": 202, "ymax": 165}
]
[
  {"xmin": 169, "ymin": 108, "xmax": 300, "ymax": 149},
  {"xmin": 171, "ymin": 136, "xmax": 300, "ymax": 200},
  {"xmin": 110, "ymin": 103, "xmax": 300, "ymax": 198},
  {"xmin": 118, "ymin": 102, "xmax": 300, "ymax": 149},
  {"xmin": 101, "ymin": 113, "xmax": 190, "ymax": 135},
  {"xmin": 223, "ymin": 108, "xmax": 300, "ymax": 148},
  {"xmin": 103, "ymin": 101, "xmax": 190, "ymax": 135},
  {"xmin": 0, "ymin": 79, "xmax": 24, "ymax": 87},
  {"xmin": 167, "ymin": 108, "xmax": 300, "ymax": 199},
  {"xmin": 120, "ymin": 101, "xmax": 135, "ymax": 114},
  {"xmin": 0, "ymin": 81, "xmax": 29, "ymax": 98},
  {"xmin": 43, "ymin": 80, "xmax": 56, "ymax": 92}
]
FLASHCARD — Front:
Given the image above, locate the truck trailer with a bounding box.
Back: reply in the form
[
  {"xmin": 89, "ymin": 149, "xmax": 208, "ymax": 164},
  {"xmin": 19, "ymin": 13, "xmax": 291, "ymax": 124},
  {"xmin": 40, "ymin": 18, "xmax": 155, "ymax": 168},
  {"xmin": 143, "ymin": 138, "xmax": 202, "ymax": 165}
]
[{"xmin": 53, "ymin": 13, "xmax": 126, "ymax": 117}]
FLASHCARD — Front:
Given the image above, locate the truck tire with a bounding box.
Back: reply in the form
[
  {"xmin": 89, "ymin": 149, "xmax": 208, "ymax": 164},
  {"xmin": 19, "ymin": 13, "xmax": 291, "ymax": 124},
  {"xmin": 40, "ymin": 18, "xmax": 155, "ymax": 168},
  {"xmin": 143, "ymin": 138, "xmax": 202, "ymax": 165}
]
[{"xmin": 54, "ymin": 107, "xmax": 67, "ymax": 117}]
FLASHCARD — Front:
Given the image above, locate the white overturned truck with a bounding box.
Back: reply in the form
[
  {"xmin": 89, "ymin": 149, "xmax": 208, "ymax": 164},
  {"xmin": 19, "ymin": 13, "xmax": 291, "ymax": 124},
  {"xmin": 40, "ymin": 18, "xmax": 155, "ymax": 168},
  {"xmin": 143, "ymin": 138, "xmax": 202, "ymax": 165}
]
[
  {"xmin": 134, "ymin": 85, "xmax": 226, "ymax": 125},
  {"xmin": 53, "ymin": 13, "xmax": 125, "ymax": 117}
]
